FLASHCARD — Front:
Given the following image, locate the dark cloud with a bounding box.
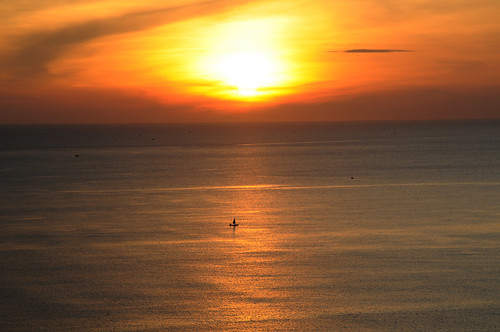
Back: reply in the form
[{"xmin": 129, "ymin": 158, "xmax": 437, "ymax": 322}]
[
  {"xmin": 245, "ymin": 86, "xmax": 500, "ymax": 122},
  {"xmin": 1, "ymin": 84, "xmax": 499, "ymax": 123},
  {"xmin": 342, "ymin": 49, "xmax": 412, "ymax": 53},
  {"xmin": 1, "ymin": 0, "xmax": 251, "ymax": 78},
  {"xmin": 0, "ymin": 85, "xmax": 197, "ymax": 124}
]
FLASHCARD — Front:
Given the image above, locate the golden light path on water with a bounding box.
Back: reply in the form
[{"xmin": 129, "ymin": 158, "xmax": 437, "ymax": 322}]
[{"xmin": 201, "ymin": 146, "xmax": 295, "ymax": 326}]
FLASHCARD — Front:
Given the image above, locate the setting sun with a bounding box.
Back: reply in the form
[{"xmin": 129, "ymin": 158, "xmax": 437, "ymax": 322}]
[
  {"xmin": 215, "ymin": 51, "xmax": 276, "ymax": 97},
  {"xmin": 190, "ymin": 17, "xmax": 293, "ymax": 101}
]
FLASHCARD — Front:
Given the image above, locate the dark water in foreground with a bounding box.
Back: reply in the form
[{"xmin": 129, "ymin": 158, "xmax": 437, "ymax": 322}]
[{"xmin": 0, "ymin": 121, "xmax": 499, "ymax": 331}]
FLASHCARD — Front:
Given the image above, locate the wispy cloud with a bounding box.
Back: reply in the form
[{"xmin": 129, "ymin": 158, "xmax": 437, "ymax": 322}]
[
  {"xmin": 342, "ymin": 49, "xmax": 412, "ymax": 53},
  {"xmin": 1, "ymin": 0, "xmax": 251, "ymax": 78}
]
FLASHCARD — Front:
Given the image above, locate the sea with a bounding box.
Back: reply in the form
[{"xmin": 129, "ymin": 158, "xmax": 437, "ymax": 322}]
[{"xmin": 0, "ymin": 120, "xmax": 499, "ymax": 331}]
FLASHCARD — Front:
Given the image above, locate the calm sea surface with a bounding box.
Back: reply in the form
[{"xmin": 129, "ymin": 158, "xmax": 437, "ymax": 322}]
[{"xmin": 0, "ymin": 121, "xmax": 499, "ymax": 331}]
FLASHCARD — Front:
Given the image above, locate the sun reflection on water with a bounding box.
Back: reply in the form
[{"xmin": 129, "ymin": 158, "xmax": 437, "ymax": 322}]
[{"xmin": 202, "ymin": 187, "xmax": 304, "ymax": 327}]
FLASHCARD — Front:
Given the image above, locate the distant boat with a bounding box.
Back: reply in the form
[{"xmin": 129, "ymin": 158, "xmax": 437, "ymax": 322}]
[{"xmin": 229, "ymin": 218, "xmax": 239, "ymax": 227}]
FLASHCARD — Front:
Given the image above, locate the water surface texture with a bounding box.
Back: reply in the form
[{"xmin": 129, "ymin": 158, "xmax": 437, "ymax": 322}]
[{"xmin": 1, "ymin": 121, "xmax": 499, "ymax": 331}]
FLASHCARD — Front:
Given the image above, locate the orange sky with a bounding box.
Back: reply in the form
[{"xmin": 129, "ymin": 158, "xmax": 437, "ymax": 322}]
[{"xmin": 1, "ymin": 0, "xmax": 499, "ymax": 123}]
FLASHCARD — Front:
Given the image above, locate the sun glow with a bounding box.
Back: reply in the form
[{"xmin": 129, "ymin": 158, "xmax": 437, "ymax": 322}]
[
  {"xmin": 215, "ymin": 51, "xmax": 276, "ymax": 96},
  {"xmin": 195, "ymin": 18, "xmax": 292, "ymax": 101}
]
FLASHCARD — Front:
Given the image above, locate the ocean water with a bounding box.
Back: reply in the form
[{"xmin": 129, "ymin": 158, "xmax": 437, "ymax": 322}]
[{"xmin": 0, "ymin": 121, "xmax": 499, "ymax": 331}]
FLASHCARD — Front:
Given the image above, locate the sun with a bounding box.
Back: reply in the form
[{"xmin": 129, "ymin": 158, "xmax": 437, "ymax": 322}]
[
  {"xmin": 191, "ymin": 18, "xmax": 292, "ymax": 101},
  {"xmin": 215, "ymin": 51, "xmax": 275, "ymax": 97}
]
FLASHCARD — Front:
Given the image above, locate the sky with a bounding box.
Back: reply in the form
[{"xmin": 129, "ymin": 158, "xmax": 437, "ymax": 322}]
[{"xmin": 1, "ymin": 0, "xmax": 499, "ymax": 123}]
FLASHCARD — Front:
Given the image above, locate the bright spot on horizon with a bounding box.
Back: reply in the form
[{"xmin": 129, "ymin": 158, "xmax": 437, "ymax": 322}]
[
  {"xmin": 194, "ymin": 18, "xmax": 291, "ymax": 101},
  {"xmin": 215, "ymin": 51, "xmax": 276, "ymax": 97}
]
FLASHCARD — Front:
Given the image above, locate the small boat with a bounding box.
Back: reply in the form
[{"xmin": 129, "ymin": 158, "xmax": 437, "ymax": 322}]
[{"xmin": 229, "ymin": 218, "xmax": 239, "ymax": 227}]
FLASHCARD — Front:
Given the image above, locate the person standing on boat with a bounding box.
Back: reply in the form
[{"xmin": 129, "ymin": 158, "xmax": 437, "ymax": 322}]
[{"xmin": 232, "ymin": 218, "xmax": 236, "ymax": 225}]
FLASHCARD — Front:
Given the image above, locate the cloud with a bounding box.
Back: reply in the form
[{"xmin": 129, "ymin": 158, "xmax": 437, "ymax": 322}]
[
  {"xmin": 1, "ymin": 0, "xmax": 251, "ymax": 78},
  {"xmin": 245, "ymin": 86, "xmax": 500, "ymax": 122},
  {"xmin": 342, "ymin": 49, "xmax": 412, "ymax": 53},
  {"xmin": 0, "ymin": 84, "xmax": 198, "ymax": 124}
]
